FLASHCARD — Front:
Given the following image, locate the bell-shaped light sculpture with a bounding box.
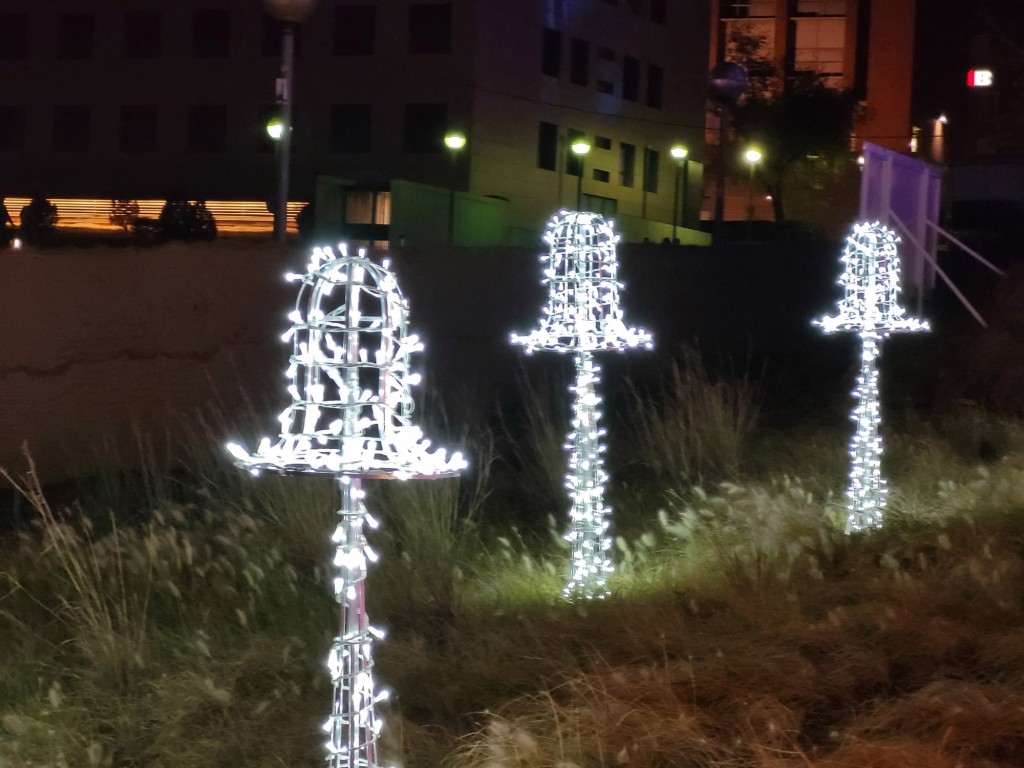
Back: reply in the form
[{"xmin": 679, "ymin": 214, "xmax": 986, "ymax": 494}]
[
  {"xmin": 813, "ymin": 222, "xmax": 928, "ymax": 532},
  {"xmin": 228, "ymin": 245, "xmax": 465, "ymax": 768},
  {"xmin": 511, "ymin": 211, "xmax": 652, "ymax": 600}
]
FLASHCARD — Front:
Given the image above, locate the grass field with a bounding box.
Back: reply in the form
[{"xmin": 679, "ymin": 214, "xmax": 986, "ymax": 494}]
[{"xmin": 1, "ymin": 358, "xmax": 1023, "ymax": 768}]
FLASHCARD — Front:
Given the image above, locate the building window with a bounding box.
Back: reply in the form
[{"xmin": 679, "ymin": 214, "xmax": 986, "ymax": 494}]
[
  {"xmin": 58, "ymin": 13, "xmax": 95, "ymax": 60},
  {"xmin": 0, "ymin": 106, "xmax": 25, "ymax": 152},
  {"xmin": 330, "ymin": 104, "xmax": 372, "ymax": 153},
  {"xmin": 119, "ymin": 105, "xmax": 159, "ymax": 153},
  {"xmin": 581, "ymin": 193, "xmax": 617, "ymax": 217},
  {"xmin": 403, "ymin": 103, "xmax": 447, "ymax": 153},
  {"xmin": 538, "ymin": 121, "xmax": 558, "ymax": 171},
  {"xmin": 261, "ymin": 17, "xmax": 303, "ymax": 57},
  {"xmin": 409, "ymin": 3, "xmax": 452, "ymax": 54},
  {"xmin": 187, "ymin": 105, "xmax": 227, "ymax": 153},
  {"xmin": 596, "ymin": 80, "xmax": 613, "ymax": 94},
  {"xmin": 622, "ymin": 56, "xmax": 639, "ymax": 101},
  {"xmin": 570, "ymin": 38, "xmax": 589, "ymax": 86},
  {"xmin": 541, "ymin": 27, "xmax": 561, "ymax": 77},
  {"xmin": 620, "ymin": 142, "xmax": 636, "ymax": 187},
  {"xmin": 123, "ymin": 11, "xmax": 162, "ymax": 59},
  {"xmin": 53, "ymin": 105, "xmax": 91, "ymax": 152},
  {"xmin": 566, "ymin": 128, "xmax": 585, "ymax": 177},
  {"xmin": 192, "ymin": 10, "xmax": 231, "ymax": 58},
  {"xmin": 643, "ymin": 147, "xmax": 659, "ymax": 193},
  {"xmin": 597, "ymin": 46, "xmax": 615, "ymax": 62},
  {"xmin": 594, "ymin": 136, "xmax": 612, "ymax": 150},
  {"xmin": 593, "ymin": 169, "xmax": 610, "ymax": 183},
  {"xmin": 334, "ymin": 6, "xmax": 376, "ymax": 55},
  {"xmin": 650, "ymin": 0, "xmax": 666, "ymax": 23},
  {"xmin": 647, "ymin": 64, "xmax": 663, "ymax": 108},
  {"xmin": 0, "ymin": 14, "xmax": 29, "ymax": 60}
]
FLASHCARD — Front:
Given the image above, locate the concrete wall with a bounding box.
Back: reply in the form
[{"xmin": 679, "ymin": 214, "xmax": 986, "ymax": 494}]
[{"xmin": 0, "ymin": 241, "xmax": 295, "ymax": 484}]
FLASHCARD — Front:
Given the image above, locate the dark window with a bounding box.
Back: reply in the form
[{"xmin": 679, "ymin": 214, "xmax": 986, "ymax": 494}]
[
  {"xmin": 593, "ymin": 169, "xmax": 610, "ymax": 183},
  {"xmin": 566, "ymin": 128, "xmax": 585, "ymax": 177},
  {"xmin": 58, "ymin": 13, "xmax": 95, "ymax": 59},
  {"xmin": 647, "ymin": 64, "xmax": 664, "ymax": 108},
  {"xmin": 403, "ymin": 103, "xmax": 447, "ymax": 153},
  {"xmin": 187, "ymin": 105, "xmax": 227, "ymax": 153},
  {"xmin": 620, "ymin": 142, "xmax": 636, "ymax": 187},
  {"xmin": 0, "ymin": 14, "xmax": 29, "ymax": 60},
  {"xmin": 334, "ymin": 6, "xmax": 376, "ymax": 55},
  {"xmin": 119, "ymin": 105, "xmax": 159, "ymax": 153},
  {"xmin": 538, "ymin": 121, "xmax": 558, "ymax": 170},
  {"xmin": 650, "ymin": 0, "xmax": 667, "ymax": 23},
  {"xmin": 643, "ymin": 147, "xmax": 659, "ymax": 193},
  {"xmin": 570, "ymin": 38, "xmax": 589, "ymax": 86},
  {"xmin": 330, "ymin": 104, "xmax": 372, "ymax": 153},
  {"xmin": 596, "ymin": 80, "xmax": 613, "ymax": 94},
  {"xmin": 261, "ymin": 16, "xmax": 303, "ymax": 57},
  {"xmin": 595, "ymin": 136, "xmax": 612, "ymax": 150},
  {"xmin": 0, "ymin": 106, "xmax": 26, "ymax": 152},
  {"xmin": 123, "ymin": 11, "xmax": 162, "ymax": 59},
  {"xmin": 597, "ymin": 46, "xmax": 615, "ymax": 62},
  {"xmin": 53, "ymin": 105, "xmax": 91, "ymax": 152},
  {"xmin": 192, "ymin": 10, "xmax": 231, "ymax": 58},
  {"xmin": 581, "ymin": 193, "xmax": 617, "ymax": 217},
  {"xmin": 541, "ymin": 27, "xmax": 561, "ymax": 77},
  {"xmin": 623, "ymin": 56, "xmax": 640, "ymax": 101},
  {"xmin": 409, "ymin": 3, "xmax": 452, "ymax": 54}
]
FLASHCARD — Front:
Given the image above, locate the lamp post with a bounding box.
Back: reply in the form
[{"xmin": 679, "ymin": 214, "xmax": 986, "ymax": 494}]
[
  {"xmin": 264, "ymin": 0, "xmax": 319, "ymax": 242},
  {"xmin": 743, "ymin": 147, "xmax": 762, "ymax": 242},
  {"xmin": 670, "ymin": 144, "xmax": 688, "ymax": 243},
  {"xmin": 571, "ymin": 139, "xmax": 591, "ymax": 209},
  {"xmin": 444, "ymin": 131, "xmax": 466, "ymax": 245}
]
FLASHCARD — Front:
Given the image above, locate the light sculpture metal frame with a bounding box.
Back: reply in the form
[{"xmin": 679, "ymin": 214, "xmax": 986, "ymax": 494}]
[
  {"xmin": 814, "ymin": 222, "xmax": 928, "ymax": 532},
  {"xmin": 228, "ymin": 245, "xmax": 465, "ymax": 768},
  {"xmin": 512, "ymin": 211, "xmax": 652, "ymax": 600}
]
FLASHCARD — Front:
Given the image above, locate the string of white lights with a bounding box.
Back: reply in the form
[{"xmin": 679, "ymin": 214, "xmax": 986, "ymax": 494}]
[
  {"xmin": 228, "ymin": 245, "xmax": 464, "ymax": 768},
  {"xmin": 814, "ymin": 222, "xmax": 928, "ymax": 532},
  {"xmin": 512, "ymin": 211, "xmax": 651, "ymax": 599}
]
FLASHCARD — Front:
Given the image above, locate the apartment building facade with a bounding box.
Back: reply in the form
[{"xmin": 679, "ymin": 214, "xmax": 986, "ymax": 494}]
[{"xmin": 0, "ymin": 0, "xmax": 711, "ymax": 242}]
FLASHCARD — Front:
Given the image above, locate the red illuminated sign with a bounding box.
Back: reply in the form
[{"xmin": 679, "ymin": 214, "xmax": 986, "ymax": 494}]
[{"xmin": 967, "ymin": 69, "xmax": 994, "ymax": 87}]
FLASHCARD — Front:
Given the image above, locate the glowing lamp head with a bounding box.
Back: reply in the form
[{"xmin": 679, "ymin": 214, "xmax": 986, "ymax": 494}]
[
  {"xmin": 670, "ymin": 145, "xmax": 688, "ymax": 161},
  {"xmin": 443, "ymin": 132, "xmax": 466, "ymax": 151},
  {"xmin": 266, "ymin": 118, "xmax": 285, "ymax": 141},
  {"xmin": 744, "ymin": 147, "xmax": 763, "ymax": 165},
  {"xmin": 571, "ymin": 140, "xmax": 592, "ymax": 156}
]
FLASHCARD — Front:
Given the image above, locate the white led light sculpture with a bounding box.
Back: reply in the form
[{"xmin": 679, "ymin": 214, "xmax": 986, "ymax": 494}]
[
  {"xmin": 813, "ymin": 222, "xmax": 928, "ymax": 533},
  {"xmin": 228, "ymin": 245, "xmax": 465, "ymax": 768},
  {"xmin": 511, "ymin": 211, "xmax": 652, "ymax": 600}
]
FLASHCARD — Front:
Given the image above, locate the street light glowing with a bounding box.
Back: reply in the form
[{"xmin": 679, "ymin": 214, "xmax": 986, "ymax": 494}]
[
  {"xmin": 444, "ymin": 132, "xmax": 467, "ymax": 150},
  {"xmin": 266, "ymin": 118, "xmax": 284, "ymax": 141},
  {"xmin": 571, "ymin": 140, "xmax": 591, "ymax": 156},
  {"xmin": 744, "ymin": 147, "xmax": 763, "ymax": 164},
  {"xmin": 670, "ymin": 145, "xmax": 688, "ymax": 160}
]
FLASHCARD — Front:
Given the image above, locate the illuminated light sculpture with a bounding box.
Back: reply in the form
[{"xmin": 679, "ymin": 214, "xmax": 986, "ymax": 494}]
[
  {"xmin": 813, "ymin": 222, "xmax": 928, "ymax": 533},
  {"xmin": 512, "ymin": 211, "xmax": 652, "ymax": 600},
  {"xmin": 228, "ymin": 245, "xmax": 465, "ymax": 768}
]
